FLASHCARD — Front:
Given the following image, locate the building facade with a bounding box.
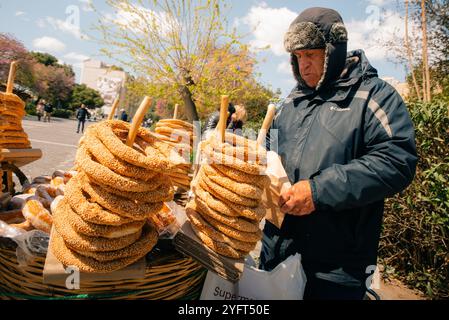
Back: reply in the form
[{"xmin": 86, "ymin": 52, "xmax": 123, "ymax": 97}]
[{"xmin": 80, "ymin": 59, "xmax": 127, "ymax": 118}]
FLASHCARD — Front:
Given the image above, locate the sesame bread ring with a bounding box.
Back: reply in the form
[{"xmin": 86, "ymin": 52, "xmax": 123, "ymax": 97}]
[
  {"xmin": 1, "ymin": 142, "xmax": 31, "ymax": 149},
  {"xmin": 64, "ymin": 178, "xmax": 135, "ymax": 226},
  {"xmin": 155, "ymin": 127, "xmax": 193, "ymax": 140},
  {"xmin": 69, "ymin": 223, "xmax": 158, "ymax": 262},
  {"xmin": 76, "ymin": 172, "xmax": 163, "ymax": 219},
  {"xmin": 82, "ymin": 128, "xmax": 158, "ymax": 181},
  {"xmin": 51, "ymin": 228, "xmax": 149, "ymax": 273},
  {"xmin": 1, "ymin": 130, "xmax": 28, "ymax": 138},
  {"xmin": 191, "ymin": 196, "xmax": 259, "ymax": 233},
  {"xmin": 209, "ymin": 133, "xmax": 267, "ymax": 164},
  {"xmin": 151, "ymin": 132, "xmax": 180, "ymax": 144},
  {"xmin": 186, "ymin": 208, "xmax": 255, "ymax": 255},
  {"xmin": 202, "ymin": 164, "xmax": 263, "ymax": 200},
  {"xmin": 158, "ymin": 118, "xmax": 194, "ymax": 129},
  {"xmin": 0, "ymin": 125, "xmax": 22, "ymax": 131},
  {"xmin": 0, "ymin": 92, "xmax": 25, "ymax": 106},
  {"xmin": 194, "ymin": 183, "xmax": 239, "ymax": 217},
  {"xmin": 195, "ymin": 178, "xmax": 264, "ymax": 221},
  {"xmin": 1, "ymin": 106, "xmax": 25, "ymax": 115},
  {"xmin": 156, "ymin": 122, "xmax": 191, "ymax": 131},
  {"xmin": 199, "ymin": 171, "xmax": 259, "ymax": 207},
  {"xmin": 0, "ymin": 137, "xmax": 29, "ymax": 144},
  {"xmin": 53, "ymin": 209, "xmax": 142, "ymax": 252},
  {"xmin": 1, "ymin": 109, "xmax": 25, "ymax": 118},
  {"xmin": 0, "ymin": 114, "xmax": 22, "ymax": 122},
  {"xmin": 58, "ymin": 198, "xmax": 145, "ymax": 239},
  {"xmin": 168, "ymin": 171, "xmax": 191, "ymax": 180},
  {"xmin": 201, "ymin": 141, "xmax": 265, "ymax": 175},
  {"xmin": 95, "ymin": 120, "xmax": 172, "ymax": 171},
  {"xmin": 75, "ymin": 144, "xmax": 157, "ymax": 193},
  {"xmin": 187, "ymin": 217, "xmax": 247, "ymax": 259},
  {"xmin": 188, "ymin": 201, "xmax": 262, "ymax": 243},
  {"xmin": 79, "ymin": 171, "xmax": 173, "ymax": 204},
  {"xmin": 211, "ymin": 164, "xmax": 270, "ymax": 188}
]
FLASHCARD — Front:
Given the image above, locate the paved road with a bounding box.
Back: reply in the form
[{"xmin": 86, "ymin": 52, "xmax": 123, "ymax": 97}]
[{"xmin": 18, "ymin": 116, "xmax": 94, "ymax": 181}]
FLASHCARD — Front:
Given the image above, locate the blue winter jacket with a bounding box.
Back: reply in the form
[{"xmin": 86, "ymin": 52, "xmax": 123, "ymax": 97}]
[{"xmin": 263, "ymin": 50, "xmax": 417, "ymax": 275}]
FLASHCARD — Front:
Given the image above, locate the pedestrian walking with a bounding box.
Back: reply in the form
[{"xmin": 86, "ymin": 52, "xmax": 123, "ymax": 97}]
[
  {"xmin": 76, "ymin": 104, "xmax": 89, "ymax": 133},
  {"xmin": 43, "ymin": 101, "xmax": 53, "ymax": 122},
  {"xmin": 36, "ymin": 99, "xmax": 45, "ymax": 121}
]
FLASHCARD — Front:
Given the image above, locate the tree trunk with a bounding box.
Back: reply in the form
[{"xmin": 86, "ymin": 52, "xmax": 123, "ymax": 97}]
[
  {"xmin": 405, "ymin": 0, "xmax": 422, "ymax": 101},
  {"xmin": 421, "ymin": 0, "xmax": 431, "ymax": 102},
  {"xmin": 179, "ymin": 84, "xmax": 199, "ymax": 121}
]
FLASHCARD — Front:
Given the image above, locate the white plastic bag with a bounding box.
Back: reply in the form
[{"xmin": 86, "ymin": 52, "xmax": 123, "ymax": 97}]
[{"xmin": 200, "ymin": 253, "xmax": 306, "ymax": 300}]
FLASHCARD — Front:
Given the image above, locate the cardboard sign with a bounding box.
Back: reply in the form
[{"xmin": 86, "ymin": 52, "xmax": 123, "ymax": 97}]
[{"xmin": 42, "ymin": 228, "xmax": 146, "ymax": 287}]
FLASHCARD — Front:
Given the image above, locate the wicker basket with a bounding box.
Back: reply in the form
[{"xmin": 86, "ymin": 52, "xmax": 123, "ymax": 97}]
[{"xmin": 0, "ymin": 237, "xmax": 206, "ymax": 300}]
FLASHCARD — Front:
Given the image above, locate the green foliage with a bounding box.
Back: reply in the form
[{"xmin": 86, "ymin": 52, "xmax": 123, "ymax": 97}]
[
  {"xmin": 25, "ymin": 102, "xmax": 36, "ymax": 116},
  {"xmin": 29, "ymin": 51, "xmax": 58, "ymax": 66},
  {"xmin": 52, "ymin": 108, "xmax": 73, "ymax": 119},
  {"xmin": 380, "ymin": 98, "xmax": 449, "ymax": 299},
  {"xmin": 95, "ymin": 0, "xmax": 258, "ymax": 121},
  {"xmin": 68, "ymin": 84, "xmax": 104, "ymax": 110}
]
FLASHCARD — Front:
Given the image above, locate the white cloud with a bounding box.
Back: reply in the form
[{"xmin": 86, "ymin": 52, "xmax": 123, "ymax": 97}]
[
  {"xmin": 241, "ymin": 4, "xmax": 297, "ymax": 56},
  {"xmin": 45, "ymin": 16, "xmax": 89, "ymax": 40},
  {"xmin": 346, "ymin": 10, "xmax": 410, "ymax": 61},
  {"xmin": 32, "ymin": 36, "xmax": 66, "ymax": 52},
  {"xmin": 63, "ymin": 52, "xmax": 91, "ymax": 72},
  {"xmin": 367, "ymin": 0, "xmax": 392, "ymax": 6},
  {"xmin": 114, "ymin": 4, "xmax": 173, "ymax": 35},
  {"xmin": 15, "ymin": 11, "xmax": 26, "ymax": 16},
  {"xmin": 64, "ymin": 52, "xmax": 90, "ymax": 62},
  {"xmin": 277, "ymin": 61, "xmax": 291, "ymax": 75}
]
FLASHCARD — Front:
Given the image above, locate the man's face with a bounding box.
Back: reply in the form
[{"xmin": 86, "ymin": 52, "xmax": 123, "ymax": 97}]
[{"xmin": 294, "ymin": 49, "xmax": 325, "ymax": 88}]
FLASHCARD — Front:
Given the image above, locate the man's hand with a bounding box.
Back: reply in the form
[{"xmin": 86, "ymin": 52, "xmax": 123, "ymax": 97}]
[{"xmin": 279, "ymin": 180, "xmax": 316, "ymax": 216}]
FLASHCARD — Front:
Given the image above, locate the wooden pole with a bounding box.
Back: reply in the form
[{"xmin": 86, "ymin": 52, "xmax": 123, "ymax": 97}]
[
  {"xmin": 257, "ymin": 103, "xmax": 276, "ymax": 146},
  {"xmin": 126, "ymin": 96, "xmax": 152, "ymax": 147},
  {"xmin": 217, "ymin": 95, "xmax": 229, "ymax": 143},
  {"xmin": 108, "ymin": 96, "xmax": 120, "ymax": 120},
  {"xmin": 405, "ymin": 0, "xmax": 422, "ymax": 101},
  {"xmin": 6, "ymin": 61, "xmax": 18, "ymax": 94},
  {"xmin": 421, "ymin": 0, "xmax": 431, "ymax": 102},
  {"xmin": 173, "ymin": 104, "xmax": 179, "ymax": 119}
]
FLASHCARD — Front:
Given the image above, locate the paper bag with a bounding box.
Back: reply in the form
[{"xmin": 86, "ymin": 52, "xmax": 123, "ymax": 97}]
[
  {"xmin": 261, "ymin": 151, "xmax": 291, "ymax": 229},
  {"xmin": 200, "ymin": 253, "xmax": 306, "ymax": 300}
]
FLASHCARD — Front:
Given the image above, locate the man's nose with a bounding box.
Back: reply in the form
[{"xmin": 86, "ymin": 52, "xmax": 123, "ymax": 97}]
[{"xmin": 300, "ymin": 59, "xmax": 311, "ymax": 71}]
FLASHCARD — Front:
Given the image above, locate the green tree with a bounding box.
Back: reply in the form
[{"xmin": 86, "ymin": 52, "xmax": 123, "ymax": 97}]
[
  {"xmin": 0, "ymin": 33, "xmax": 36, "ymax": 93},
  {"xmin": 68, "ymin": 84, "xmax": 104, "ymax": 110},
  {"xmin": 94, "ymin": 0, "xmax": 248, "ymax": 121},
  {"xmin": 29, "ymin": 51, "xmax": 58, "ymax": 66}
]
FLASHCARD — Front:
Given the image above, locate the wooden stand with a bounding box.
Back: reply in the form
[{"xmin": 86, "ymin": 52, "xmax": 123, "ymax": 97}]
[
  {"xmin": 1, "ymin": 149, "xmax": 42, "ymax": 195},
  {"xmin": 1, "ymin": 62, "xmax": 43, "ymax": 194}
]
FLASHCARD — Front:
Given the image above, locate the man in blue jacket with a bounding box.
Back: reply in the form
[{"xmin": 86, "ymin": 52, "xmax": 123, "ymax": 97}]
[{"xmin": 259, "ymin": 7, "xmax": 417, "ymax": 300}]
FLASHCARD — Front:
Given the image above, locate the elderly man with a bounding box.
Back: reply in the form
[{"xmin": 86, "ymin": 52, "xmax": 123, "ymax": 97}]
[{"xmin": 259, "ymin": 7, "xmax": 417, "ymax": 300}]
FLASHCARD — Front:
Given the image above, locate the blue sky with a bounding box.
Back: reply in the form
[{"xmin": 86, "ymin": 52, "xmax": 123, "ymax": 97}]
[{"xmin": 0, "ymin": 0, "xmax": 407, "ymax": 97}]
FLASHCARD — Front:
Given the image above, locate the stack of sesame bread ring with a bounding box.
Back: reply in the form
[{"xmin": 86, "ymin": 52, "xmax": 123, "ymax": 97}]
[
  {"xmin": 51, "ymin": 120, "xmax": 175, "ymax": 273},
  {"xmin": 154, "ymin": 118, "xmax": 194, "ymax": 190},
  {"xmin": 0, "ymin": 91, "xmax": 31, "ymax": 149},
  {"xmin": 186, "ymin": 131, "xmax": 270, "ymax": 259}
]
